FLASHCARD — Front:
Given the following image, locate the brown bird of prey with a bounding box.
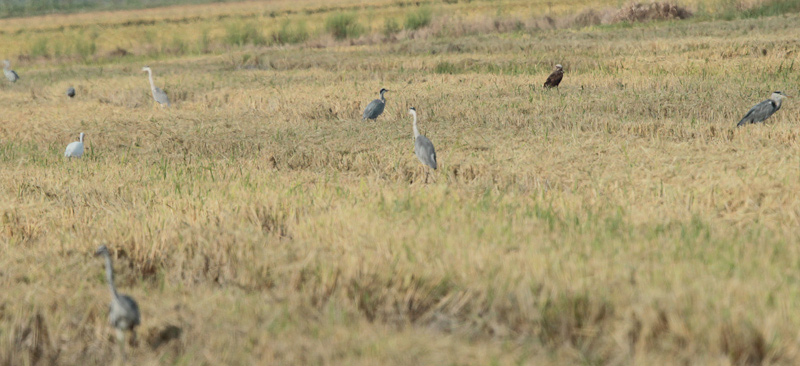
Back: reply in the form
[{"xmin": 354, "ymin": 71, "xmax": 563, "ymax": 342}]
[{"xmin": 543, "ymin": 64, "xmax": 564, "ymax": 88}]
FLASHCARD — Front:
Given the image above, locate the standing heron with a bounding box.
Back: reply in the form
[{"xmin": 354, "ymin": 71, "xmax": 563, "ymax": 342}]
[
  {"xmin": 362, "ymin": 88, "xmax": 389, "ymax": 120},
  {"xmin": 409, "ymin": 107, "xmax": 437, "ymax": 183},
  {"xmin": 64, "ymin": 133, "xmax": 85, "ymax": 158},
  {"xmin": 66, "ymin": 86, "xmax": 76, "ymax": 98},
  {"xmin": 3, "ymin": 60, "xmax": 19, "ymax": 83},
  {"xmin": 737, "ymin": 91, "xmax": 789, "ymax": 127},
  {"xmin": 95, "ymin": 245, "xmax": 141, "ymax": 359},
  {"xmin": 543, "ymin": 64, "xmax": 563, "ymax": 89},
  {"xmin": 142, "ymin": 66, "xmax": 170, "ymax": 107}
]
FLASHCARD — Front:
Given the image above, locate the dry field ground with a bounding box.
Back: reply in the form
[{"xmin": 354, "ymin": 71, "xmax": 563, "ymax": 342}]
[{"xmin": 2, "ymin": 0, "xmax": 800, "ymax": 365}]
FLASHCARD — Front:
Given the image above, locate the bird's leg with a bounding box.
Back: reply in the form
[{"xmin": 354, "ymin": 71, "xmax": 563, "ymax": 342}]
[
  {"xmin": 130, "ymin": 330, "xmax": 137, "ymax": 347},
  {"xmin": 116, "ymin": 329, "xmax": 126, "ymax": 363}
]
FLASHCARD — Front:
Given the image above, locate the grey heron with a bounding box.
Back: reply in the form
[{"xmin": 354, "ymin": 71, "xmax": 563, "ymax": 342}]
[
  {"xmin": 66, "ymin": 86, "xmax": 75, "ymax": 98},
  {"xmin": 737, "ymin": 91, "xmax": 789, "ymax": 127},
  {"xmin": 64, "ymin": 133, "xmax": 85, "ymax": 158},
  {"xmin": 142, "ymin": 66, "xmax": 170, "ymax": 107},
  {"xmin": 362, "ymin": 88, "xmax": 388, "ymax": 120},
  {"xmin": 3, "ymin": 60, "xmax": 19, "ymax": 83},
  {"xmin": 409, "ymin": 107, "xmax": 437, "ymax": 183},
  {"xmin": 543, "ymin": 64, "xmax": 563, "ymax": 88},
  {"xmin": 95, "ymin": 245, "xmax": 141, "ymax": 359}
]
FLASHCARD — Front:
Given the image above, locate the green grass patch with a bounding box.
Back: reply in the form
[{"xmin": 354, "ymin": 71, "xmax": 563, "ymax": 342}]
[
  {"xmin": 167, "ymin": 35, "xmax": 188, "ymax": 55},
  {"xmin": 434, "ymin": 61, "xmax": 460, "ymax": 74},
  {"xmin": 325, "ymin": 12, "xmax": 364, "ymax": 40},
  {"xmin": 29, "ymin": 37, "xmax": 49, "ymax": 58},
  {"xmin": 73, "ymin": 32, "xmax": 97, "ymax": 60},
  {"xmin": 405, "ymin": 6, "xmax": 433, "ymax": 30},
  {"xmin": 741, "ymin": 0, "xmax": 800, "ymax": 18},
  {"xmin": 0, "ymin": 0, "xmax": 227, "ymax": 19},
  {"xmin": 711, "ymin": 0, "xmax": 800, "ymax": 20},
  {"xmin": 273, "ymin": 19, "xmax": 309, "ymax": 45},
  {"xmin": 196, "ymin": 28, "xmax": 211, "ymax": 53},
  {"xmin": 383, "ymin": 18, "xmax": 401, "ymax": 36},
  {"xmin": 225, "ymin": 22, "xmax": 267, "ymax": 46}
]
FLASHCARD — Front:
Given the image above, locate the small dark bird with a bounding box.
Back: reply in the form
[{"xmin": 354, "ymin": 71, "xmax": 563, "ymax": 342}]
[
  {"xmin": 737, "ymin": 91, "xmax": 789, "ymax": 127},
  {"xmin": 66, "ymin": 86, "xmax": 75, "ymax": 98},
  {"xmin": 543, "ymin": 64, "xmax": 564, "ymax": 88}
]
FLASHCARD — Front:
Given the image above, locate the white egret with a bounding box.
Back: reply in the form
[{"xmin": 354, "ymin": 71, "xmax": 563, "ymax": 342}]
[{"xmin": 64, "ymin": 133, "xmax": 85, "ymax": 158}]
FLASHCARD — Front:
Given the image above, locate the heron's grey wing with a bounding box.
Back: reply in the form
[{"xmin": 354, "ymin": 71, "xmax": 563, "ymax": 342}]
[
  {"xmin": 415, "ymin": 135, "xmax": 437, "ymax": 170},
  {"xmin": 737, "ymin": 99, "xmax": 775, "ymax": 126},
  {"xmin": 119, "ymin": 295, "xmax": 141, "ymax": 328},
  {"xmin": 5, "ymin": 69, "xmax": 19, "ymax": 82},
  {"xmin": 153, "ymin": 87, "xmax": 170, "ymax": 106},
  {"xmin": 362, "ymin": 99, "xmax": 384, "ymax": 120}
]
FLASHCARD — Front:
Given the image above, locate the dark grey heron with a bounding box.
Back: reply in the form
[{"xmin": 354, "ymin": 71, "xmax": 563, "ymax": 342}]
[
  {"xmin": 737, "ymin": 91, "xmax": 789, "ymax": 127},
  {"xmin": 3, "ymin": 60, "xmax": 19, "ymax": 83},
  {"xmin": 543, "ymin": 64, "xmax": 563, "ymax": 88},
  {"xmin": 409, "ymin": 107, "xmax": 437, "ymax": 183},
  {"xmin": 95, "ymin": 245, "xmax": 141, "ymax": 359},
  {"xmin": 66, "ymin": 86, "xmax": 75, "ymax": 98},
  {"xmin": 142, "ymin": 66, "xmax": 170, "ymax": 107},
  {"xmin": 362, "ymin": 88, "xmax": 388, "ymax": 120}
]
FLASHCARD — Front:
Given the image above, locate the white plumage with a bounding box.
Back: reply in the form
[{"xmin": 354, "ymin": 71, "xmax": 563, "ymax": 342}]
[{"xmin": 64, "ymin": 132, "xmax": 85, "ymax": 158}]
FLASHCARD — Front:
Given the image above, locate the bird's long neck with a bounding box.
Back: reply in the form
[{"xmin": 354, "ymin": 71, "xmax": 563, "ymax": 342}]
[
  {"xmin": 412, "ymin": 113, "xmax": 420, "ymax": 139},
  {"xmin": 380, "ymin": 90, "xmax": 386, "ymax": 103},
  {"xmin": 772, "ymin": 96, "xmax": 783, "ymax": 109},
  {"xmin": 79, "ymin": 134, "xmax": 84, "ymax": 143},
  {"xmin": 146, "ymin": 70, "xmax": 156, "ymax": 91},
  {"xmin": 103, "ymin": 253, "xmax": 121, "ymax": 301}
]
